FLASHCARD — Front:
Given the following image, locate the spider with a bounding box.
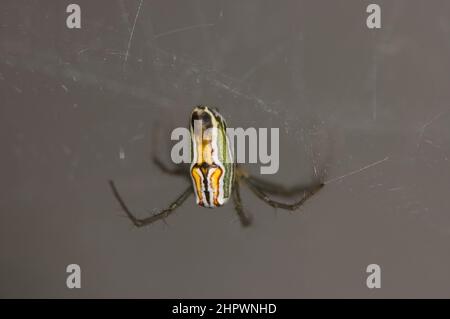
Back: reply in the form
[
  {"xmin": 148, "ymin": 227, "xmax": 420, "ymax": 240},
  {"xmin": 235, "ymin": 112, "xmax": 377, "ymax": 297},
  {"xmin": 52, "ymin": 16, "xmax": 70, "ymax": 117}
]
[{"xmin": 109, "ymin": 105, "xmax": 324, "ymax": 227}]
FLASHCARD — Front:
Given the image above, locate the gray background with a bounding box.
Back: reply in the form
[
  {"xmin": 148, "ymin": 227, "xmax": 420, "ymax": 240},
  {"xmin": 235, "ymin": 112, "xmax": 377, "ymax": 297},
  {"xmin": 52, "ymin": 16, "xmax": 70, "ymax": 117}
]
[{"xmin": 1, "ymin": 0, "xmax": 450, "ymax": 298}]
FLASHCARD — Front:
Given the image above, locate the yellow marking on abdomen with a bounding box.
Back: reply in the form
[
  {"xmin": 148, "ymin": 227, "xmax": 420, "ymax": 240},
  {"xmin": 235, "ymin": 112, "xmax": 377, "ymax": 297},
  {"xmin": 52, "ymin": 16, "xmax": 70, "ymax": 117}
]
[
  {"xmin": 191, "ymin": 168, "xmax": 204, "ymax": 205},
  {"xmin": 210, "ymin": 167, "xmax": 223, "ymax": 206}
]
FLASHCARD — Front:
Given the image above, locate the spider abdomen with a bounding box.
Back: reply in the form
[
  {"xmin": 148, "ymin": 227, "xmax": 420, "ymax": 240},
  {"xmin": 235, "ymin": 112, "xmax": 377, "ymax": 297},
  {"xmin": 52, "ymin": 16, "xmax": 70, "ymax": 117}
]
[{"xmin": 190, "ymin": 106, "xmax": 234, "ymax": 208}]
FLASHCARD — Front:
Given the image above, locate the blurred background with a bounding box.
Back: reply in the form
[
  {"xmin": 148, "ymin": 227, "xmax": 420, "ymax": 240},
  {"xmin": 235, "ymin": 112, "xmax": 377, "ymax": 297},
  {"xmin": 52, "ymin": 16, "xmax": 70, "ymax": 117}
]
[{"xmin": 1, "ymin": 0, "xmax": 450, "ymax": 298}]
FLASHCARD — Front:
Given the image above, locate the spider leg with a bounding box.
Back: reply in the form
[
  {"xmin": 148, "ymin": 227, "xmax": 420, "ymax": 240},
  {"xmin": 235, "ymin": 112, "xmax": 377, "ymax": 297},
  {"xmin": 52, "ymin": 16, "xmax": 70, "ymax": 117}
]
[
  {"xmin": 108, "ymin": 180, "xmax": 192, "ymax": 227},
  {"xmin": 242, "ymin": 177, "xmax": 324, "ymax": 211},
  {"xmin": 232, "ymin": 180, "xmax": 252, "ymax": 227},
  {"xmin": 153, "ymin": 157, "xmax": 186, "ymax": 176},
  {"xmin": 150, "ymin": 120, "xmax": 185, "ymax": 176},
  {"xmin": 245, "ymin": 175, "xmax": 322, "ymax": 197}
]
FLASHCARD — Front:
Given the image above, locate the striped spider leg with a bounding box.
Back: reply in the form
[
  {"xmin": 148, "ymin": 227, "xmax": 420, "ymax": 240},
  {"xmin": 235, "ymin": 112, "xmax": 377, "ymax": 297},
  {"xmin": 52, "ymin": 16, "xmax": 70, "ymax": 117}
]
[
  {"xmin": 234, "ymin": 165, "xmax": 324, "ymax": 215},
  {"xmin": 241, "ymin": 175, "xmax": 324, "ymax": 211},
  {"xmin": 244, "ymin": 174, "xmax": 324, "ymax": 198},
  {"xmin": 231, "ymin": 177, "xmax": 252, "ymax": 227},
  {"xmin": 109, "ymin": 180, "xmax": 192, "ymax": 227},
  {"xmin": 108, "ymin": 119, "xmax": 191, "ymax": 227}
]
